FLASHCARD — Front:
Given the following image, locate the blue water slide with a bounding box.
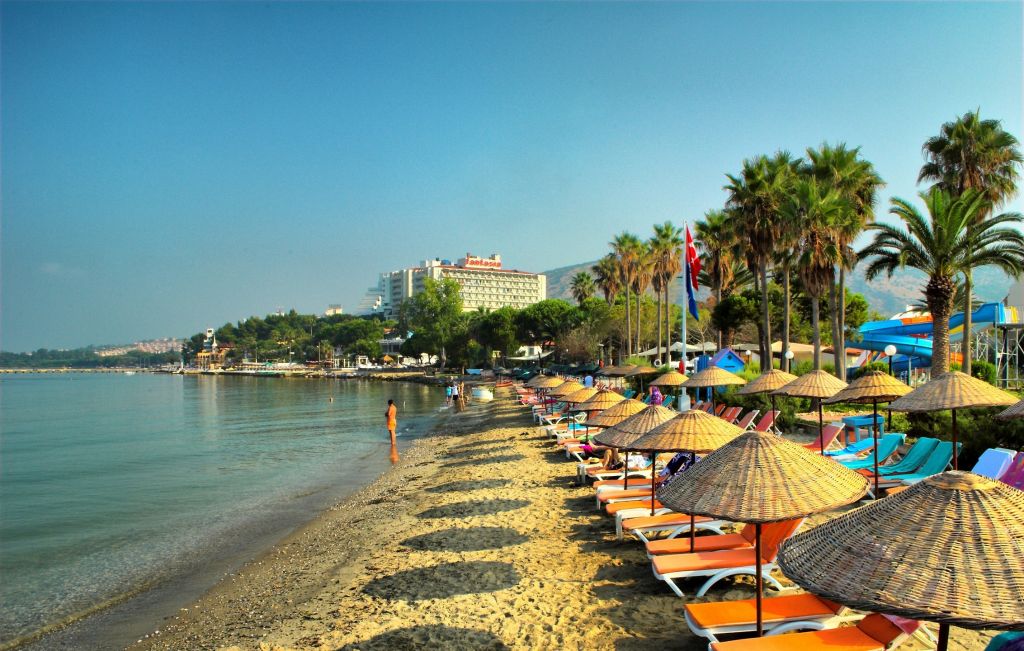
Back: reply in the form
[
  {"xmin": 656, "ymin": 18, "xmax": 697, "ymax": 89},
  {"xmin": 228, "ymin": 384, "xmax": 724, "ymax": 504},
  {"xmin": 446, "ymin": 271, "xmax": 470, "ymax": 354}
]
[{"xmin": 847, "ymin": 302, "xmax": 1005, "ymax": 363}]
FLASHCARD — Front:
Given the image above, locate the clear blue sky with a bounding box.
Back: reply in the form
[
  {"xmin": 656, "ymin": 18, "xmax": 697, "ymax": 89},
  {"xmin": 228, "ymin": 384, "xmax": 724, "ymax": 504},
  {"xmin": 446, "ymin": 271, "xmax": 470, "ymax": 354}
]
[{"xmin": 2, "ymin": 1, "xmax": 1021, "ymax": 352}]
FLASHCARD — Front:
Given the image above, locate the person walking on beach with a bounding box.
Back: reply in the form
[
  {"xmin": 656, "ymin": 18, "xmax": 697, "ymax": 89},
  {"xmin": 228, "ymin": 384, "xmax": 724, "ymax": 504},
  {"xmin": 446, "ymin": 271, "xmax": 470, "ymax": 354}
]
[
  {"xmin": 445, "ymin": 383, "xmax": 453, "ymax": 407},
  {"xmin": 386, "ymin": 399, "xmax": 399, "ymax": 463}
]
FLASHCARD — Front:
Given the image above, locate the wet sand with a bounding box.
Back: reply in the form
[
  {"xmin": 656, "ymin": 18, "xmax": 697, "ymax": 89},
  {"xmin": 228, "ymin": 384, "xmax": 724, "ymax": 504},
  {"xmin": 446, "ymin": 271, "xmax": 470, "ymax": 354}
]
[{"xmin": 128, "ymin": 390, "xmax": 991, "ymax": 650}]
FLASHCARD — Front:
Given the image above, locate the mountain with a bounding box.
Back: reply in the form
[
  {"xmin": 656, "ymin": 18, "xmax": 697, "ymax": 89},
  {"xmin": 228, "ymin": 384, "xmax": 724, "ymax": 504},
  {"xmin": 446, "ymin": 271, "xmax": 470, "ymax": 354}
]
[{"xmin": 543, "ymin": 261, "xmax": 1015, "ymax": 319}]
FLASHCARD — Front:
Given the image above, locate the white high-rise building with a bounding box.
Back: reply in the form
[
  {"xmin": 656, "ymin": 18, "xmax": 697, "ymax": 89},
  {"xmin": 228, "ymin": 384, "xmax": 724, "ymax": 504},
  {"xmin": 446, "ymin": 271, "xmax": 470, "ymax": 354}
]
[{"xmin": 357, "ymin": 253, "xmax": 546, "ymax": 318}]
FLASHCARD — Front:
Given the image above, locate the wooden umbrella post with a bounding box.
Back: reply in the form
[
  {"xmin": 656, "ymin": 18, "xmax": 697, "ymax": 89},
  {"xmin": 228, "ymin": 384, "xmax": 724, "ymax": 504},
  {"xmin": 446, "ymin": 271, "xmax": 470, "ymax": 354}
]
[
  {"xmin": 872, "ymin": 398, "xmax": 879, "ymax": 499},
  {"xmin": 937, "ymin": 622, "xmax": 949, "ymax": 651},
  {"xmin": 649, "ymin": 451, "xmax": 657, "ymax": 516},
  {"xmin": 951, "ymin": 409, "xmax": 959, "ymax": 470},
  {"xmin": 818, "ymin": 401, "xmax": 825, "ymax": 455},
  {"xmin": 755, "ymin": 522, "xmax": 764, "ymax": 636}
]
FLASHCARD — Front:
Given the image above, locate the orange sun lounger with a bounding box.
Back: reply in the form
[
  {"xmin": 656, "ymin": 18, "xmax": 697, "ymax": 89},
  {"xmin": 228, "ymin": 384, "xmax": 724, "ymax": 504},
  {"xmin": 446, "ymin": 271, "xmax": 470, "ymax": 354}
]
[
  {"xmin": 619, "ymin": 511, "xmax": 728, "ymax": 542},
  {"xmin": 709, "ymin": 613, "xmax": 920, "ymax": 651},
  {"xmin": 685, "ymin": 593, "xmax": 854, "ymax": 645},
  {"xmin": 650, "ymin": 518, "xmax": 803, "ymax": 597}
]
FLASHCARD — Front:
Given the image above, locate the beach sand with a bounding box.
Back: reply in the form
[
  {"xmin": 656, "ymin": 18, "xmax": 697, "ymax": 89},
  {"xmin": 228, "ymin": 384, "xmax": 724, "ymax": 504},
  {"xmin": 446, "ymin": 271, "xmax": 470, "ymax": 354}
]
[{"xmin": 129, "ymin": 390, "xmax": 991, "ymax": 650}]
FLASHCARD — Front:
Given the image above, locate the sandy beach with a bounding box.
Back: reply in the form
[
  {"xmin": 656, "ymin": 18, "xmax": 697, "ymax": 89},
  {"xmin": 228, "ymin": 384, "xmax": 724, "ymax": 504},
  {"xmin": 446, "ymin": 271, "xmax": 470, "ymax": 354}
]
[{"xmin": 126, "ymin": 389, "xmax": 991, "ymax": 651}]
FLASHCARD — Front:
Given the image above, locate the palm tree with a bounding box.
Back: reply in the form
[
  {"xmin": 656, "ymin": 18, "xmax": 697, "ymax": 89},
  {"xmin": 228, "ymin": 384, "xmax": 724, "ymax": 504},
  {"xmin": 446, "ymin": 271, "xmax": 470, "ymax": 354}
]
[
  {"xmin": 611, "ymin": 233, "xmax": 642, "ymax": 356},
  {"xmin": 725, "ymin": 152, "xmax": 798, "ymax": 365},
  {"xmin": 771, "ymin": 205, "xmax": 802, "ymax": 372},
  {"xmin": 569, "ymin": 271, "xmax": 596, "ymax": 305},
  {"xmin": 805, "ymin": 143, "xmax": 884, "ymax": 379},
  {"xmin": 593, "ymin": 254, "xmax": 621, "ymax": 305},
  {"xmin": 919, "ymin": 111, "xmax": 1023, "ymax": 374},
  {"xmin": 650, "ymin": 222, "xmax": 684, "ymax": 364},
  {"xmin": 860, "ymin": 188, "xmax": 1024, "ymax": 375},
  {"xmin": 695, "ymin": 210, "xmax": 736, "ymax": 311},
  {"xmin": 632, "ymin": 242, "xmax": 655, "ymax": 354},
  {"xmin": 787, "ymin": 179, "xmax": 848, "ymax": 369}
]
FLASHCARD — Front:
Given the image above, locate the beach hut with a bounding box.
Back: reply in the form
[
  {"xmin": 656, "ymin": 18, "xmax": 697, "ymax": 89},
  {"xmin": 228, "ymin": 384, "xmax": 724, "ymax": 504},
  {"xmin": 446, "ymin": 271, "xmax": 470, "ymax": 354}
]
[{"xmin": 709, "ymin": 348, "xmax": 747, "ymax": 374}]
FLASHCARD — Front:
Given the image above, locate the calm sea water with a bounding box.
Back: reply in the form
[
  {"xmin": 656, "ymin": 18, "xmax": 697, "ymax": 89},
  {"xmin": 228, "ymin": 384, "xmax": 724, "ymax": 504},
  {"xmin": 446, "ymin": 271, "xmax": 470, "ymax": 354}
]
[{"xmin": 0, "ymin": 373, "xmax": 441, "ymax": 645}]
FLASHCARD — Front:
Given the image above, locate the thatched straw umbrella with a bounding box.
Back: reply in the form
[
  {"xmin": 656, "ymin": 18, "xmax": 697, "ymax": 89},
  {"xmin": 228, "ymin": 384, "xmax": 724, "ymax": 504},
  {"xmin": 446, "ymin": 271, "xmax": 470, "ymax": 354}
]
[
  {"xmin": 548, "ymin": 380, "xmax": 584, "ymax": 399},
  {"xmin": 773, "ymin": 370, "xmax": 848, "ymax": 454},
  {"xmin": 650, "ymin": 370, "xmax": 688, "ymax": 410},
  {"xmin": 658, "ymin": 430, "xmax": 868, "ymax": 636},
  {"xmin": 735, "ymin": 369, "xmax": 797, "ymax": 415},
  {"xmin": 573, "ymin": 388, "xmax": 625, "ymax": 413},
  {"xmin": 888, "ymin": 371, "xmax": 1016, "ymax": 470},
  {"xmin": 584, "ymin": 399, "xmax": 647, "ymax": 429},
  {"xmin": 629, "ymin": 410, "xmax": 744, "ymax": 535},
  {"xmin": 824, "ymin": 371, "xmax": 911, "ymax": 498},
  {"xmin": 779, "ymin": 471, "xmax": 1024, "ymax": 649},
  {"xmin": 592, "ymin": 405, "xmax": 677, "ymax": 491},
  {"xmin": 529, "ymin": 375, "xmax": 564, "ymax": 389},
  {"xmin": 682, "ymin": 366, "xmax": 747, "ymax": 413},
  {"xmin": 562, "ymin": 387, "xmax": 598, "ymax": 406},
  {"xmin": 627, "ymin": 365, "xmax": 659, "ymax": 394},
  {"xmin": 995, "ymin": 398, "xmax": 1024, "ymax": 420}
]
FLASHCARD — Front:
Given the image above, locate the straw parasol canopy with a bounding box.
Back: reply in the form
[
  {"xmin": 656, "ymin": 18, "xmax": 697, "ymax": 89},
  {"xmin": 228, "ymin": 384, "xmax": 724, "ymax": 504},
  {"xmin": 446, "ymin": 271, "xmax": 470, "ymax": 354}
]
[
  {"xmin": 629, "ymin": 409, "xmax": 746, "ymax": 520},
  {"xmin": 529, "ymin": 375, "xmax": 565, "ymax": 389},
  {"xmin": 650, "ymin": 370, "xmax": 688, "ymax": 387},
  {"xmin": 601, "ymin": 364, "xmax": 636, "ymax": 377},
  {"xmin": 735, "ymin": 369, "xmax": 798, "ymax": 415},
  {"xmin": 584, "ymin": 399, "xmax": 647, "ymax": 429},
  {"xmin": 628, "ymin": 365, "xmax": 659, "ymax": 376},
  {"xmin": 591, "ymin": 405, "xmax": 678, "ymax": 449},
  {"xmin": 736, "ymin": 369, "xmax": 798, "ymax": 395},
  {"xmin": 823, "ymin": 371, "xmax": 912, "ymax": 498},
  {"xmin": 774, "ymin": 370, "xmax": 848, "ymax": 454},
  {"xmin": 779, "ymin": 471, "xmax": 1024, "ymax": 649},
  {"xmin": 683, "ymin": 366, "xmax": 747, "ymax": 388},
  {"xmin": 561, "ymin": 387, "xmax": 598, "ymax": 405},
  {"xmin": 888, "ymin": 371, "xmax": 1016, "ymax": 470},
  {"xmin": 547, "ymin": 380, "xmax": 585, "ymax": 398},
  {"xmin": 682, "ymin": 366, "xmax": 747, "ymax": 411},
  {"xmin": 573, "ymin": 388, "xmax": 625, "ymax": 413},
  {"xmin": 658, "ymin": 429, "xmax": 869, "ymax": 637},
  {"xmin": 995, "ymin": 398, "xmax": 1024, "ymax": 420},
  {"xmin": 629, "ymin": 410, "xmax": 744, "ymax": 453}
]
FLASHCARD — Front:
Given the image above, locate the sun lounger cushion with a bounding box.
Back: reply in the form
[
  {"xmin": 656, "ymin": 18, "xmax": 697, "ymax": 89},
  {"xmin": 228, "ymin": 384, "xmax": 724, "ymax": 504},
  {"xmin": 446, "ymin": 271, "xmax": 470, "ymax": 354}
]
[
  {"xmin": 686, "ymin": 593, "xmax": 842, "ymax": 629},
  {"xmin": 653, "ymin": 549, "xmax": 758, "ymax": 574},
  {"xmin": 646, "ymin": 532, "xmax": 751, "ymax": 555},
  {"xmin": 606, "ymin": 500, "xmax": 663, "ymax": 515},
  {"xmin": 710, "ymin": 614, "xmax": 905, "ymax": 651}
]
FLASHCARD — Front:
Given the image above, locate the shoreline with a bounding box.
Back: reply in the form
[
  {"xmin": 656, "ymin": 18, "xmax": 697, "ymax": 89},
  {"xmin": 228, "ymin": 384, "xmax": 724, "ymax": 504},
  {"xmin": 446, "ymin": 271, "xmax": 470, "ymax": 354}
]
[{"xmin": 6, "ymin": 397, "xmax": 456, "ymax": 651}]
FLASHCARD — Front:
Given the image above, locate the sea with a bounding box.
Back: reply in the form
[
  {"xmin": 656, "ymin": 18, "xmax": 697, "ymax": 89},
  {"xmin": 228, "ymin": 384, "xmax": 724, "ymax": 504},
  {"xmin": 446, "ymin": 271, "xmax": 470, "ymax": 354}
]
[{"xmin": 0, "ymin": 372, "xmax": 442, "ymax": 648}]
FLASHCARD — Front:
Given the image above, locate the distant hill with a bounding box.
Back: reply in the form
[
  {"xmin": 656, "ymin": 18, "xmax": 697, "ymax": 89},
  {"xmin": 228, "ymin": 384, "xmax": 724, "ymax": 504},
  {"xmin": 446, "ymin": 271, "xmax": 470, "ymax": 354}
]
[{"xmin": 544, "ymin": 261, "xmax": 1014, "ymax": 319}]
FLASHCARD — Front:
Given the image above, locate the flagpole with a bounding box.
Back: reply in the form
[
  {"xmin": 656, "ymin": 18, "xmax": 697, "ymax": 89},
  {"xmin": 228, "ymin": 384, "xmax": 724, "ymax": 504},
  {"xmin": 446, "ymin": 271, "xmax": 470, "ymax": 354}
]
[{"xmin": 679, "ymin": 221, "xmax": 690, "ymax": 410}]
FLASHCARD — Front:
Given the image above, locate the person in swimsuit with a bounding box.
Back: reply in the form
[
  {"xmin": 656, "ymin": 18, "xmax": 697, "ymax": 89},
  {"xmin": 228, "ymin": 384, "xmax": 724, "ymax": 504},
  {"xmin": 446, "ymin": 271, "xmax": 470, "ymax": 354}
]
[{"xmin": 386, "ymin": 399, "xmax": 398, "ymax": 462}]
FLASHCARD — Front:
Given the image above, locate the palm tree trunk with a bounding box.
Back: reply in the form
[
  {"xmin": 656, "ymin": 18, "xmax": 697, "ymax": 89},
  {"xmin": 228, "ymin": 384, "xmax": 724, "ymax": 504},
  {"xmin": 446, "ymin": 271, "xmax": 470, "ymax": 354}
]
[
  {"xmin": 962, "ymin": 270, "xmax": 973, "ymax": 375},
  {"xmin": 655, "ymin": 286, "xmax": 663, "ymax": 365},
  {"xmin": 838, "ymin": 266, "xmax": 847, "ymax": 381},
  {"xmin": 828, "ymin": 279, "xmax": 842, "ymax": 378},
  {"xmin": 928, "ymin": 276, "xmax": 955, "ymax": 376},
  {"xmin": 782, "ymin": 263, "xmax": 791, "ymax": 373},
  {"xmin": 635, "ymin": 291, "xmax": 642, "ymax": 356},
  {"xmin": 625, "ymin": 286, "xmax": 632, "ymax": 357},
  {"xmin": 760, "ymin": 263, "xmax": 771, "ymax": 370},
  {"xmin": 716, "ymin": 286, "xmax": 723, "ymax": 350},
  {"xmin": 811, "ymin": 297, "xmax": 821, "ymax": 370}
]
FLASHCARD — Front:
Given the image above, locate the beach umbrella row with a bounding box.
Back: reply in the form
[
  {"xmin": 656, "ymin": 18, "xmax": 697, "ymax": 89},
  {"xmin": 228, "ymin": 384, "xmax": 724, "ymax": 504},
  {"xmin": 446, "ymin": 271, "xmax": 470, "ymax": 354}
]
[
  {"xmin": 592, "ymin": 405, "xmax": 676, "ymax": 497},
  {"xmin": 773, "ymin": 369, "xmax": 848, "ymax": 454}
]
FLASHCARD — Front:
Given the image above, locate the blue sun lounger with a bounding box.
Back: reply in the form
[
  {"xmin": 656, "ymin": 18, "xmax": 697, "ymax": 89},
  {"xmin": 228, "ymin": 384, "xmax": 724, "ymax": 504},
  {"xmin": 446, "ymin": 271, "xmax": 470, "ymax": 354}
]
[
  {"xmin": 870, "ymin": 437, "xmax": 939, "ymax": 476},
  {"xmin": 838, "ymin": 434, "xmax": 905, "ymax": 471}
]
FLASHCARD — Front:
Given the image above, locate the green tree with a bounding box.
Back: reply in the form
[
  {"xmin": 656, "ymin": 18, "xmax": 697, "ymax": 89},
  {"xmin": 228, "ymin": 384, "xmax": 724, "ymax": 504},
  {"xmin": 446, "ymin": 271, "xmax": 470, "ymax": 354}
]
[
  {"xmin": 592, "ymin": 254, "xmax": 621, "ymax": 305},
  {"xmin": 860, "ymin": 188, "xmax": 1024, "ymax": 375},
  {"xmin": 515, "ymin": 299, "xmax": 582, "ymax": 349},
  {"xmin": 403, "ymin": 278, "xmax": 466, "ymax": 370},
  {"xmin": 473, "ymin": 306, "xmax": 521, "ymax": 360},
  {"xmin": 569, "ymin": 271, "xmax": 596, "ymax": 305},
  {"xmin": 725, "ymin": 152, "xmax": 799, "ymax": 365},
  {"xmin": 787, "ymin": 178, "xmax": 848, "ymax": 370},
  {"xmin": 919, "ymin": 110, "xmax": 1023, "ymax": 374},
  {"xmin": 711, "ymin": 292, "xmax": 759, "ymax": 349},
  {"xmin": 650, "ymin": 221, "xmax": 683, "ymax": 366},
  {"xmin": 610, "ymin": 232, "xmax": 642, "ymax": 357},
  {"xmin": 696, "ymin": 209, "xmax": 738, "ymax": 349},
  {"xmin": 805, "ymin": 143, "xmax": 884, "ymax": 379}
]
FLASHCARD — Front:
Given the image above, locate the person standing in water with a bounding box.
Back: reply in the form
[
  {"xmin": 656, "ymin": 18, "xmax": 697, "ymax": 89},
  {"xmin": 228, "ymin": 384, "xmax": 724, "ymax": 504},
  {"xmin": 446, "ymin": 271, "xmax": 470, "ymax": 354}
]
[{"xmin": 386, "ymin": 399, "xmax": 399, "ymax": 463}]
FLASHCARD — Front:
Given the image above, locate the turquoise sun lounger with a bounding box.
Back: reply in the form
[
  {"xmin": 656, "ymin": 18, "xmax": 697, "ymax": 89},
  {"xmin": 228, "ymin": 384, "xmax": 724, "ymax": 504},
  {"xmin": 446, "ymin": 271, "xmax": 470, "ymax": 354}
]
[
  {"xmin": 871, "ymin": 437, "xmax": 939, "ymax": 476},
  {"xmin": 882, "ymin": 440, "xmax": 959, "ymax": 486},
  {"xmin": 838, "ymin": 434, "xmax": 905, "ymax": 471}
]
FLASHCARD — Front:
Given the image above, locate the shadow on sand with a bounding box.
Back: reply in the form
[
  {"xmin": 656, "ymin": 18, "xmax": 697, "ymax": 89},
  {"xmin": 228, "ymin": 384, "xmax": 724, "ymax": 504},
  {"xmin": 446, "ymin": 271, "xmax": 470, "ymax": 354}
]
[
  {"xmin": 338, "ymin": 625, "xmax": 511, "ymax": 650},
  {"xmin": 416, "ymin": 499, "xmax": 531, "ymax": 519},
  {"xmin": 425, "ymin": 478, "xmax": 512, "ymax": 494},
  {"xmin": 400, "ymin": 526, "xmax": 528, "ymax": 552},
  {"xmin": 362, "ymin": 561, "xmax": 520, "ymax": 601}
]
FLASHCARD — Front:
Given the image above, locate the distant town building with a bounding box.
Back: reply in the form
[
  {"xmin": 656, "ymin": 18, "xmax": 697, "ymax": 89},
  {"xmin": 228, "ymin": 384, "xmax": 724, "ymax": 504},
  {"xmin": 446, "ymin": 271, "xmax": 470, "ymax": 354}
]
[
  {"xmin": 195, "ymin": 328, "xmax": 228, "ymax": 370},
  {"xmin": 356, "ymin": 253, "xmax": 546, "ymax": 318},
  {"xmin": 324, "ymin": 305, "xmax": 344, "ymax": 316},
  {"xmin": 95, "ymin": 337, "xmax": 182, "ymax": 357}
]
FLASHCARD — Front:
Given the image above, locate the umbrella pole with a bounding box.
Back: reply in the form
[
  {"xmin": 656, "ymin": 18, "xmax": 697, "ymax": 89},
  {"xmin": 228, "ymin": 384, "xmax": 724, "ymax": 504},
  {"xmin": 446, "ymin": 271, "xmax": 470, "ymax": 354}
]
[
  {"xmin": 818, "ymin": 400, "xmax": 825, "ymax": 455},
  {"xmin": 755, "ymin": 523, "xmax": 764, "ymax": 636},
  {"xmin": 770, "ymin": 393, "xmax": 776, "ymax": 420},
  {"xmin": 951, "ymin": 409, "xmax": 959, "ymax": 470},
  {"xmin": 937, "ymin": 622, "xmax": 949, "ymax": 651},
  {"xmin": 872, "ymin": 399, "xmax": 879, "ymax": 500},
  {"xmin": 623, "ymin": 448, "xmax": 629, "ymax": 490},
  {"xmin": 650, "ymin": 452, "xmax": 656, "ymax": 516}
]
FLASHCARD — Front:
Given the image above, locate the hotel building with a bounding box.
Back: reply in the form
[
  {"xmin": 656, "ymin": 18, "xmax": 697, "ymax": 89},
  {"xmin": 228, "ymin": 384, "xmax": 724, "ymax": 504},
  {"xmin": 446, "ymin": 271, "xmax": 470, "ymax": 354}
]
[{"xmin": 357, "ymin": 253, "xmax": 547, "ymax": 318}]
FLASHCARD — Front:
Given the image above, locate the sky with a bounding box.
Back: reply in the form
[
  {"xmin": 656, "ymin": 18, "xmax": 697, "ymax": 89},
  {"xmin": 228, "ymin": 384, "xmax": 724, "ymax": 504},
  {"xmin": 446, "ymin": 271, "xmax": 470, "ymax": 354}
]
[{"xmin": 2, "ymin": 2, "xmax": 1022, "ymax": 352}]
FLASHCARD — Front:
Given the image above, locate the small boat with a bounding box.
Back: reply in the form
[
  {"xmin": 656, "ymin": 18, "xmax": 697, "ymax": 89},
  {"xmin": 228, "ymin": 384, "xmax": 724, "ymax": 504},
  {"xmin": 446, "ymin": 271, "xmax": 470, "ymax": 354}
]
[
  {"xmin": 471, "ymin": 387, "xmax": 494, "ymax": 401},
  {"xmin": 124, "ymin": 371, "xmax": 136, "ymax": 376}
]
